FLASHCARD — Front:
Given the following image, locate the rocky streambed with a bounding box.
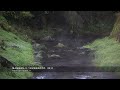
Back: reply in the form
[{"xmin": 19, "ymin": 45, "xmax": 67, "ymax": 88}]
[{"xmin": 32, "ymin": 37, "xmax": 120, "ymax": 79}]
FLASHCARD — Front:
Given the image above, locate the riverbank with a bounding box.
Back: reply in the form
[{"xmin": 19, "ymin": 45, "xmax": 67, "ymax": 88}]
[
  {"xmin": 32, "ymin": 37, "xmax": 120, "ymax": 79},
  {"xmin": 85, "ymin": 37, "xmax": 120, "ymax": 71},
  {"xmin": 0, "ymin": 29, "xmax": 35, "ymax": 79}
]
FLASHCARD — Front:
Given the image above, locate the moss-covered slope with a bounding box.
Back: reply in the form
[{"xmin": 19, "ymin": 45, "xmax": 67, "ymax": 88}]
[{"xmin": 0, "ymin": 29, "xmax": 35, "ymax": 79}]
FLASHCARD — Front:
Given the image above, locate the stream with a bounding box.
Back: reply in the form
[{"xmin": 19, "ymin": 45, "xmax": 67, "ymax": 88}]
[{"xmin": 32, "ymin": 37, "xmax": 120, "ymax": 79}]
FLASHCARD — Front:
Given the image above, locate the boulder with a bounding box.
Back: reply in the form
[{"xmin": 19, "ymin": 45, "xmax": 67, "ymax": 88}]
[
  {"xmin": 55, "ymin": 43, "xmax": 65, "ymax": 48},
  {"xmin": 79, "ymin": 52, "xmax": 85, "ymax": 55},
  {"xmin": 47, "ymin": 54, "xmax": 61, "ymax": 58},
  {"xmin": 41, "ymin": 36, "xmax": 55, "ymax": 41}
]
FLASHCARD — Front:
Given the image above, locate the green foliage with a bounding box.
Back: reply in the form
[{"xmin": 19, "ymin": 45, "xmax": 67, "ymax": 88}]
[
  {"xmin": 110, "ymin": 15, "xmax": 120, "ymax": 38},
  {"xmin": 85, "ymin": 37, "xmax": 120, "ymax": 71},
  {"xmin": 0, "ymin": 29, "xmax": 35, "ymax": 79},
  {"xmin": 2, "ymin": 11, "xmax": 34, "ymax": 20},
  {"xmin": 63, "ymin": 11, "xmax": 115, "ymax": 36},
  {"xmin": 0, "ymin": 15, "xmax": 8, "ymax": 23},
  {"xmin": 0, "ymin": 15, "xmax": 13, "ymax": 32},
  {"xmin": 19, "ymin": 11, "xmax": 34, "ymax": 18},
  {"xmin": 0, "ymin": 29, "xmax": 34, "ymax": 66},
  {"xmin": 82, "ymin": 17, "xmax": 114, "ymax": 36},
  {"xmin": 0, "ymin": 68, "xmax": 33, "ymax": 79}
]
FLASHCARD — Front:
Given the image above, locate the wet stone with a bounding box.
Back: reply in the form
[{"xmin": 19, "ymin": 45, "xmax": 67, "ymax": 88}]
[{"xmin": 47, "ymin": 54, "xmax": 61, "ymax": 58}]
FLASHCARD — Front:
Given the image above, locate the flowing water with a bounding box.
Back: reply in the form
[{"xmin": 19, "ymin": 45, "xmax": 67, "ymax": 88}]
[{"xmin": 32, "ymin": 37, "xmax": 120, "ymax": 79}]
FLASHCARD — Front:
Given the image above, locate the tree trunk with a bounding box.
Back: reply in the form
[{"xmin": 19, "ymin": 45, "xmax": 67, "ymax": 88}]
[{"xmin": 110, "ymin": 12, "xmax": 120, "ymax": 40}]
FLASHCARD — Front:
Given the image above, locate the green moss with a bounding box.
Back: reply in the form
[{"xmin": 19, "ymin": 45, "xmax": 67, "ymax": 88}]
[
  {"xmin": 0, "ymin": 15, "xmax": 8, "ymax": 23},
  {"xmin": 0, "ymin": 29, "xmax": 35, "ymax": 79},
  {"xmin": 85, "ymin": 37, "xmax": 120, "ymax": 69},
  {"xmin": 0, "ymin": 15, "xmax": 13, "ymax": 32},
  {"xmin": 0, "ymin": 29, "xmax": 34, "ymax": 66},
  {"xmin": 0, "ymin": 68, "xmax": 33, "ymax": 79}
]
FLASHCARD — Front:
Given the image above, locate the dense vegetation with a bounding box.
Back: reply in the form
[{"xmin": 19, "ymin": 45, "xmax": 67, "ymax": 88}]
[
  {"xmin": 0, "ymin": 12, "xmax": 35, "ymax": 79},
  {"xmin": 85, "ymin": 12, "xmax": 120, "ymax": 72},
  {"xmin": 85, "ymin": 38, "xmax": 120, "ymax": 67},
  {"xmin": 0, "ymin": 11, "xmax": 120, "ymax": 79}
]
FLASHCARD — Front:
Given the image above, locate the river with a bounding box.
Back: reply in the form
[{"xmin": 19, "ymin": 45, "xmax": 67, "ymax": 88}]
[{"xmin": 32, "ymin": 37, "xmax": 120, "ymax": 79}]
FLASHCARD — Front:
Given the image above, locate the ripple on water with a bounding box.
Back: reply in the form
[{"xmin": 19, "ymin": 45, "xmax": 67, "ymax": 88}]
[
  {"xmin": 74, "ymin": 75, "xmax": 91, "ymax": 79},
  {"xmin": 34, "ymin": 72, "xmax": 56, "ymax": 79}
]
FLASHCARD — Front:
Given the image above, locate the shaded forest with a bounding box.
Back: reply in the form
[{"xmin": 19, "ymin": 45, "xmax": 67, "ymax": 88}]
[{"xmin": 0, "ymin": 11, "xmax": 120, "ymax": 79}]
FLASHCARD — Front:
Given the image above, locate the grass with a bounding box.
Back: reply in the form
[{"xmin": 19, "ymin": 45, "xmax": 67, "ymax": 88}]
[
  {"xmin": 84, "ymin": 37, "xmax": 120, "ymax": 71},
  {"xmin": 0, "ymin": 68, "xmax": 33, "ymax": 79},
  {"xmin": 0, "ymin": 29, "xmax": 35, "ymax": 79}
]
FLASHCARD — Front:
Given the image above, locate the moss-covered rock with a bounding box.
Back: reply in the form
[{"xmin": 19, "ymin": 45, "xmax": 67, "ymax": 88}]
[
  {"xmin": 0, "ymin": 29, "xmax": 35, "ymax": 79},
  {"xmin": 55, "ymin": 43, "xmax": 65, "ymax": 48}
]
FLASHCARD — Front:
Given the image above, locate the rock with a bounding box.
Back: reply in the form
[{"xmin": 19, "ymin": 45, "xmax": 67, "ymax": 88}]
[
  {"xmin": 35, "ymin": 43, "xmax": 41, "ymax": 47},
  {"xmin": 42, "ymin": 36, "xmax": 55, "ymax": 41},
  {"xmin": 47, "ymin": 54, "xmax": 61, "ymax": 58},
  {"xmin": 79, "ymin": 52, "xmax": 85, "ymax": 55},
  {"xmin": 0, "ymin": 55, "xmax": 15, "ymax": 68},
  {"xmin": 55, "ymin": 43, "xmax": 65, "ymax": 48},
  {"xmin": 76, "ymin": 46, "xmax": 85, "ymax": 50},
  {"xmin": 33, "ymin": 43, "xmax": 41, "ymax": 51},
  {"xmin": 34, "ymin": 62, "xmax": 41, "ymax": 65},
  {"xmin": 34, "ymin": 51, "xmax": 38, "ymax": 55},
  {"xmin": 34, "ymin": 49, "xmax": 42, "ymax": 58},
  {"xmin": 36, "ymin": 76, "xmax": 45, "ymax": 79},
  {"xmin": 36, "ymin": 53, "xmax": 42, "ymax": 58}
]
